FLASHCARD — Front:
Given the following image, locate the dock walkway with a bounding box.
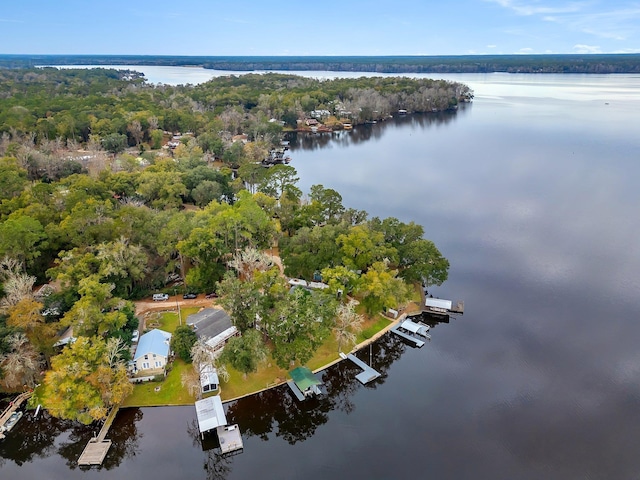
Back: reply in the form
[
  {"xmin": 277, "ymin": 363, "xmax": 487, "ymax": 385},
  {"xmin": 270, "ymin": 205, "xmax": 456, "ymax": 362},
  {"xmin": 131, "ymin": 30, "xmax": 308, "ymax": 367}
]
[
  {"xmin": 0, "ymin": 391, "xmax": 32, "ymax": 439},
  {"xmin": 286, "ymin": 380, "xmax": 306, "ymax": 401},
  {"xmin": 390, "ymin": 325, "xmax": 425, "ymax": 347},
  {"xmin": 339, "ymin": 352, "xmax": 381, "ymax": 384},
  {"xmin": 78, "ymin": 406, "xmax": 119, "ymax": 466}
]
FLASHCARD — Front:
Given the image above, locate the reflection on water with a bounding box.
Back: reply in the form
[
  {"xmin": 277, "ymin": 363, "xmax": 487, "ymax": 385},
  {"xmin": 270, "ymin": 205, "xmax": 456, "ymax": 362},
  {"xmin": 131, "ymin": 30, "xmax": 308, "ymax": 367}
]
[
  {"xmin": 289, "ymin": 109, "xmax": 465, "ymax": 152},
  {"xmin": 2, "ymin": 73, "xmax": 640, "ymax": 479}
]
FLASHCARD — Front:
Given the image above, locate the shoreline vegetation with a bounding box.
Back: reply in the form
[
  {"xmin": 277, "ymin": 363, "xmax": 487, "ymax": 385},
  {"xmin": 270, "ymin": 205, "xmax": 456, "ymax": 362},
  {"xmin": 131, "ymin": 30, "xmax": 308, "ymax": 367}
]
[
  {"xmin": 1, "ymin": 53, "xmax": 640, "ymax": 74},
  {"xmin": 0, "ymin": 67, "xmax": 453, "ymax": 424}
]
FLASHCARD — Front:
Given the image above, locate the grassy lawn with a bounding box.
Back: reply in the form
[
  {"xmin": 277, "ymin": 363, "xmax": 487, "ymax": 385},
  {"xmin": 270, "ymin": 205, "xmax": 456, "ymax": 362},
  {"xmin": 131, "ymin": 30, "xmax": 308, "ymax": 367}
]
[
  {"xmin": 219, "ymin": 354, "xmax": 289, "ymax": 401},
  {"xmin": 122, "ymin": 359, "xmax": 196, "ymax": 407},
  {"xmin": 358, "ymin": 316, "xmax": 392, "ymax": 342},
  {"xmin": 145, "ymin": 307, "xmax": 201, "ymax": 334}
]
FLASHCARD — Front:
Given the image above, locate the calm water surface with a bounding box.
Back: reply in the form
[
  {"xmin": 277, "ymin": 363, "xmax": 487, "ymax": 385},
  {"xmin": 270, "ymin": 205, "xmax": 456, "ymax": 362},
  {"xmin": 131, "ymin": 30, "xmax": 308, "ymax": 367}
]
[{"xmin": 3, "ymin": 70, "xmax": 640, "ymax": 479}]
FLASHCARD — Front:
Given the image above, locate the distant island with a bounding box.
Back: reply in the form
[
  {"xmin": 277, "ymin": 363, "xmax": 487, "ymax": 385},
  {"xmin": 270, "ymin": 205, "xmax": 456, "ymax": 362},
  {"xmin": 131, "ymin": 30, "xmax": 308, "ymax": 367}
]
[{"xmin": 1, "ymin": 54, "xmax": 640, "ymax": 74}]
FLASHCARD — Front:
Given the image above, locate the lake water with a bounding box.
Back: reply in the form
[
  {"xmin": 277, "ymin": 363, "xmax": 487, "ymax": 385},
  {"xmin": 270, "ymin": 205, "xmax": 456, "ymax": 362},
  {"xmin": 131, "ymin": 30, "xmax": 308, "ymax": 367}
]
[{"xmin": 3, "ymin": 69, "xmax": 640, "ymax": 479}]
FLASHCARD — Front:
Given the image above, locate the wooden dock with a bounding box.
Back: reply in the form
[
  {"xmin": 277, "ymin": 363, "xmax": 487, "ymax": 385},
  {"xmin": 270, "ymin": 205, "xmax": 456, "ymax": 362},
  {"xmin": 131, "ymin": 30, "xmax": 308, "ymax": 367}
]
[
  {"xmin": 0, "ymin": 391, "xmax": 32, "ymax": 439},
  {"xmin": 216, "ymin": 424, "xmax": 244, "ymax": 455},
  {"xmin": 339, "ymin": 352, "xmax": 381, "ymax": 384},
  {"xmin": 390, "ymin": 325, "xmax": 425, "ymax": 347},
  {"xmin": 78, "ymin": 406, "xmax": 119, "ymax": 466}
]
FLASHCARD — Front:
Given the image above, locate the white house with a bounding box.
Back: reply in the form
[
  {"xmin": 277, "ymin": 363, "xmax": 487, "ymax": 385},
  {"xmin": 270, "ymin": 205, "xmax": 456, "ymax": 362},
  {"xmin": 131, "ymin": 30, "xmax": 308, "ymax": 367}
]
[{"xmin": 132, "ymin": 328, "xmax": 172, "ymax": 376}]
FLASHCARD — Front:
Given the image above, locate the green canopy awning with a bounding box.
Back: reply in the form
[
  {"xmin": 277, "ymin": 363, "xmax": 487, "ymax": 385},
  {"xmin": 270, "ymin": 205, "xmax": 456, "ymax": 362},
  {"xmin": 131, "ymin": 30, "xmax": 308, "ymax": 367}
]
[{"xmin": 289, "ymin": 367, "xmax": 321, "ymax": 392}]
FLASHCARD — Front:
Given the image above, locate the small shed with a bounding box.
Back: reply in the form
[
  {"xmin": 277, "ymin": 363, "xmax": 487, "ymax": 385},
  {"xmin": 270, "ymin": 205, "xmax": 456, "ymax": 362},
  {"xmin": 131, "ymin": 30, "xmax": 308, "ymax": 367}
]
[{"xmin": 200, "ymin": 365, "xmax": 219, "ymax": 394}]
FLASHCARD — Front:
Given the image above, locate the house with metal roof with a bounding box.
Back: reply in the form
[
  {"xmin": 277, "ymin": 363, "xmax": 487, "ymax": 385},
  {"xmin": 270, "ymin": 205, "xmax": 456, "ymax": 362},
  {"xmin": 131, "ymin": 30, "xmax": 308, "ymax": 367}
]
[
  {"xmin": 187, "ymin": 308, "xmax": 239, "ymax": 355},
  {"xmin": 132, "ymin": 328, "xmax": 172, "ymax": 376}
]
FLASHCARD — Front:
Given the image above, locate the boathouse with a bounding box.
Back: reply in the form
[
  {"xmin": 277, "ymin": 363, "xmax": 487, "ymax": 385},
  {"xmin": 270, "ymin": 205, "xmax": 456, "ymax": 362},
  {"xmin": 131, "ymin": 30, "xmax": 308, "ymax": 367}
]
[
  {"xmin": 287, "ymin": 367, "xmax": 322, "ymax": 400},
  {"xmin": 194, "ymin": 396, "xmax": 243, "ymax": 454}
]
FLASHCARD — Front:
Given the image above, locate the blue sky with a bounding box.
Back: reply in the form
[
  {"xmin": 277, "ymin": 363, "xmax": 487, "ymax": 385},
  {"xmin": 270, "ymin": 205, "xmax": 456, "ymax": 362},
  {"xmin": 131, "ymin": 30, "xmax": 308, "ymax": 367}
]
[{"xmin": 1, "ymin": 0, "xmax": 639, "ymax": 56}]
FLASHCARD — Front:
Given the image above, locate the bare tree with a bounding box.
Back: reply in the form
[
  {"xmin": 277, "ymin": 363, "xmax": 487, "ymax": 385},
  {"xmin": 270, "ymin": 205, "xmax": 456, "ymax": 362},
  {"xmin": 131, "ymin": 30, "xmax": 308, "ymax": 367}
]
[
  {"xmin": 227, "ymin": 247, "xmax": 274, "ymax": 281},
  {"xmin": 333, "ymin": 299, "xmax": 364, "ymax": 352},
  {"xmin": 127, "ymin": 120, "xmax": 143, "ymax": 146},
  {"xmin": 0, "ymin": 256, "xmax": 36, "ymax": 313},
  {"xmin": 184, "ymin": 338, "xmax": 230, "ymax": 399},
  {"xmin": 0, "ymin": 333, "xmax": 42, "ymax": 389}
]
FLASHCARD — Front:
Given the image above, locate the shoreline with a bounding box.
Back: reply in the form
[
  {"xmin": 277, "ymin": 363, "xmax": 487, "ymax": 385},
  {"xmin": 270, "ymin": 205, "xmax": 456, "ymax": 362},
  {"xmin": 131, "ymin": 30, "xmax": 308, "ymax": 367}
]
[{"xmin": 122, "ymin": 311, "xmax": 409, "ymax": 409}]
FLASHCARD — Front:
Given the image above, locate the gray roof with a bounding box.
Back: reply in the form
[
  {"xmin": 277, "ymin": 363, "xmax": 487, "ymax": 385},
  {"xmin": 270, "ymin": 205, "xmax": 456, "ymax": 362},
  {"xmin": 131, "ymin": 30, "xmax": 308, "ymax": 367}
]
[{"xmin": 186, "ymin": 308, "xmax": 233, "ymax": 339}]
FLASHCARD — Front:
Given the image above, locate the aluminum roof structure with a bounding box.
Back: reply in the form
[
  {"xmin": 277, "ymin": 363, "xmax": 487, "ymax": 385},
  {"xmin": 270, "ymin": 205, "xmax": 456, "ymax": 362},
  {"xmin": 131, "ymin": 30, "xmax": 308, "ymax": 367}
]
[
  {"xmin": 195, "ymin": 395, "xmax": 227, "ymax": 435},
  {"xmin": 425, "ymin": 298, "xmax": 453, "ymax": 310},
  {"xmin": 133, "ymin": 328, "xmax": 171, "ymax": 361}
]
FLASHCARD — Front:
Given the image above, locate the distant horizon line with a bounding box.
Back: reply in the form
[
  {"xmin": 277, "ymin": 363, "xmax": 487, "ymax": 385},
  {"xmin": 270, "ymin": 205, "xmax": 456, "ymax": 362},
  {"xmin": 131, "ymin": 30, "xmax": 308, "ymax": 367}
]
[{"xmin": 2, "ymin": 53, "xmax": 640, "ymax": 58}]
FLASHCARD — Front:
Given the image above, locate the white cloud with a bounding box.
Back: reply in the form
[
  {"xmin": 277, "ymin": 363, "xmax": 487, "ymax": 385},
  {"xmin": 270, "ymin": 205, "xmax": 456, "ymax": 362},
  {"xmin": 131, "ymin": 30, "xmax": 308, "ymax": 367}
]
[
  {"xmin": 485, "ymin": 0, "xmax": 587, "ymax": 16},
  {"xmin": 573, "ymin": 43, "xmax": 602, "ymax": 53},
  {"xmin": 486, "ymin": 44, "xmax": 498, "ymax": 48},
  {"xmin": 517, "ymin": 47, "xmax": 535, "ymax": 53}
]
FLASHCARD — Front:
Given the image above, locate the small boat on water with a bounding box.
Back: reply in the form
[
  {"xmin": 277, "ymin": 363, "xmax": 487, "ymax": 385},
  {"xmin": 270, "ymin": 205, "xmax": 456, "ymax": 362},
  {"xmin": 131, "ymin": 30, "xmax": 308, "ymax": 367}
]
[{"xmin": 1, "ymin": 411, "xmax": 23, "ymax": 433}]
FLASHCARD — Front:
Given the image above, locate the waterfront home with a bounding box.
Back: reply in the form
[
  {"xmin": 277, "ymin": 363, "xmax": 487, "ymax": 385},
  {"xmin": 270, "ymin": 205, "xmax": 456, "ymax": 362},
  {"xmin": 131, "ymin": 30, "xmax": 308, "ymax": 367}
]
[
  {"xmin": 132, "ymin": 329, "xmax": 172, "ymax": 376},
  {"xmin": 186, "ymin": 308, "xmax": 239, "ymax": 355}
]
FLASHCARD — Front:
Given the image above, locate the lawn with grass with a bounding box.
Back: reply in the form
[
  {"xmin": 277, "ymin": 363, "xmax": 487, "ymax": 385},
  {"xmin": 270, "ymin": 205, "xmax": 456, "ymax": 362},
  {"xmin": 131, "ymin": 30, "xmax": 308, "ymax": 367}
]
[
  {"xmin": 145, "ymin": 307, "xmax": 201, "ymax": 334},
  {"xmin": 358, "ymin": 316, "xmax": 392, "ymax": 342},
  {"xmin": 219, "ymin": 354, "xmax": 289, "ymax": 401},
  {"xmin": 122, "ymin": 359, "xmax": 196, "ymax": 407}
]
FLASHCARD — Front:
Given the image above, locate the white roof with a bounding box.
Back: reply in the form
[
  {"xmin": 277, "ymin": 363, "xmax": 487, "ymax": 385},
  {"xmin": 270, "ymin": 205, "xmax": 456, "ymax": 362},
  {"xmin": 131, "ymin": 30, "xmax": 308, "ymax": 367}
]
[
  {"xmin": 195, "ymin": 396, "xmax": 227, "ymax": 434},
  {"xmin": 205, "ymin": 325, "xmax": 238, "ymax": 350},
  {"xmin": 288, "ymin": 278, "xmax": 308, "ymax": 287},
  {"xmin": 400, "ymin": 320, "xmax": 430, "ymax": 336},
  {"xmin": 200, "ymin": 365, "xmax": 219, "ymax": 388},
  {"xmin": 425, "ymin": 298, "xmax": 452, "ymax": 310}
]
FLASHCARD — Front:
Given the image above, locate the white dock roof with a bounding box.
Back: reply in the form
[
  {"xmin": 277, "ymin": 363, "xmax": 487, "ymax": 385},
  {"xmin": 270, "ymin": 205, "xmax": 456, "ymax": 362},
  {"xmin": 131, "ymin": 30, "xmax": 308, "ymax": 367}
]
[
  {"xmin": 425, "ymin": 298, "xmax": 452, "ymax": 310},
  {"xmin": 195, "ymin": 396, "xmax": 227, "ymax": 435}
]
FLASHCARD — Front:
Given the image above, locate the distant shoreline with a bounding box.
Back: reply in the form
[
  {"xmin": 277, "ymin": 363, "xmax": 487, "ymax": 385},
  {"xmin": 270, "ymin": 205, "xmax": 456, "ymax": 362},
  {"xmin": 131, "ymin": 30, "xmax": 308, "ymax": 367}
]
[{"xmin": 2, "ymin": 53, "xmax": 640, "ymax": 74}]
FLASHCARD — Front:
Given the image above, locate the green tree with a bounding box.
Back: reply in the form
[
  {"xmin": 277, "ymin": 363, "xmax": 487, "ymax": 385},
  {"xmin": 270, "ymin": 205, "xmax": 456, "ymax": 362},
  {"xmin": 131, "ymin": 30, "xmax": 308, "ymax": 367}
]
[
  {"xmin": 219, "ymin": 329, "xmax": 267, "ymax": 376},
  {"xmin": 0, "ymin": 215, "xmax": 48, "ymax": 268},
  {"xmin": 41, "ymin": 336, "xmax": 132, "ymax": 424},
  {"xmin": 356, "ymin": 261, "xmax": 409, "ymax": 316},
  {"xmin": 258, "ymin": 165, "xmax": 299, "ymax": 199},
  {"xmin": 308, "ymin": 184, "xmax": 345, "ymax": 224},
  {"xmin": 0, "ymin": 157, "xmax": 29, "ymax": 201},
  {"xmin": 216, "ymin": 272, "xmax": 261, "ymax": 333},
  {"xmin": 171, "ymin": 325, "xmax": 198, "ymax": 362},
  {"xmin": 101, "ymin": 133, "xmax": 128, "ymax": 156},
  {"xmin": 337, "ymin": 225, "xmax": 396, "ymax": 272},
  {"xmin": 265, "ymin": 287, "xmax": 336, "ymax": 368}
]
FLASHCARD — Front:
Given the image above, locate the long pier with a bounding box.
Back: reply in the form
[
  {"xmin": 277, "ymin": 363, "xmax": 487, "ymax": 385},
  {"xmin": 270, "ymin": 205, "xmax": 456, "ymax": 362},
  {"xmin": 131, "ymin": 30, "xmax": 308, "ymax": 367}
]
[
  {"xmin": 78, "ymin": 406, "xmax": 119, "ymax": 466},
  {"xmin": 339, "ymin": 352, "xmax": 381, "ymax": 384}
]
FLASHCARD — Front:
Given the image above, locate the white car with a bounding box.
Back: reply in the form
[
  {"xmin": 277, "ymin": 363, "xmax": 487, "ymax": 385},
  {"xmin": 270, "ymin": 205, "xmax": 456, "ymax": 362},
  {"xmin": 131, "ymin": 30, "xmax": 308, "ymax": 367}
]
[
  {"xmin": 152, "ymin": 293, "xmax": 169, "ymax": 301},
  {"xmin": 131, "ymin": 330, "xmax": 139, "ymax": 343}
]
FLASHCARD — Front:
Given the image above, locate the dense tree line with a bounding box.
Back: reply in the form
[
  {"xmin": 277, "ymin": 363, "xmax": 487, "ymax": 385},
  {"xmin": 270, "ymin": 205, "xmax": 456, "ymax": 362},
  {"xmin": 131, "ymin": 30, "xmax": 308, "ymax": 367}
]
[
  {"xmin": 0, "ymin": 68, "xmax": 451, "ymax": 421},
  {"xmin": 2, "ymin": 54, "xmax": 639, "ymax": 73}
]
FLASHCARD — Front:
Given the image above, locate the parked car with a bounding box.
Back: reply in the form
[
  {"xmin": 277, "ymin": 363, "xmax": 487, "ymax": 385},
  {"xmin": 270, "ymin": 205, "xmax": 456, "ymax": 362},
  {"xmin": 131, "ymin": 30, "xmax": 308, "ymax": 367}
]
[
  {"xmin": 205, "ymin": 292, "xmax": 218, "ymax": 299},
  {"xmin": 131, "ymin": 330, "xmax": 139, "ymax": 343},
  {"xmin": 152, "ymin": 293, "xmax": 169, "ymax": 301},
  {"xmin": 183, "ymin": 293, "xmax": 197, "ymax": 299}
]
